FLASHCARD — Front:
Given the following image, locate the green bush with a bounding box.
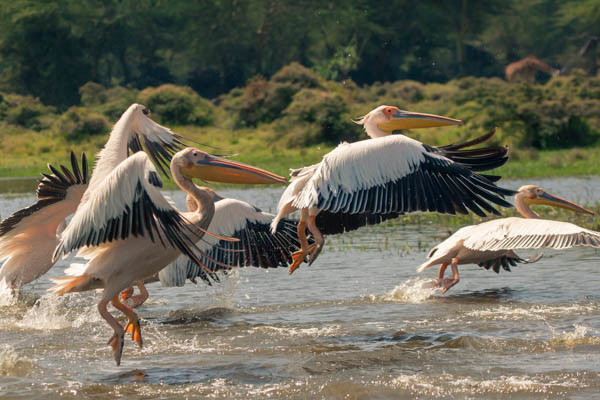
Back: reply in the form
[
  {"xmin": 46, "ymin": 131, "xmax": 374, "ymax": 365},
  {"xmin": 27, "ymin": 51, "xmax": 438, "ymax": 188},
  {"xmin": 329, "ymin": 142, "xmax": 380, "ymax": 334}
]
[
  {"xmin": 138, "ymin": 84, "xmax": 214, "ymax": 126},
  {"xmin": 220, "ymin": 63, "xmax": 324, "ymax": 128},
  {"xmin": 1, "ymin": 94, "xmax": 56, "ymax": 130},
  {"xmin": 78, "ymin": 82, "xmax": 139, "ymax": 121},
  {"xmin": 277, "ymin": 88, "xmax": 357, "ymax": 147},
  {"xmin": 54, "ymin": 106, "xmax": 110, "ymax": 139}
]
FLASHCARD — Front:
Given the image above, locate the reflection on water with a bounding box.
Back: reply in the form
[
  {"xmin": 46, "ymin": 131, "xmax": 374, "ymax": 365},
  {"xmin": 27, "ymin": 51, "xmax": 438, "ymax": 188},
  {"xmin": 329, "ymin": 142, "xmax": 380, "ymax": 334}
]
[{"xmin": 1, "ymin": 182, "xmax": 600, "ymax": 398}]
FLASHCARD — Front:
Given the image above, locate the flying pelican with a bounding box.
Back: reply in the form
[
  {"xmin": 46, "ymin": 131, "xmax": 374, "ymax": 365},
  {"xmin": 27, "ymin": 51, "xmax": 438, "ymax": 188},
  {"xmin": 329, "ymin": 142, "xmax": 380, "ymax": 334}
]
[
  {"xmin": 418, "ymin": 185, "xmax": 600, "ymax": 293},
  {"xmin": 0, "ymin": 103, "xmax": 186, "ymax": 291},
  {"xmin": 272, "ymin": 105, "xmax": 516, "ymax": 273},
  {"xmin": 0, "ymin": 153, "xmax": 87, "ymax": 290},
  {"xmin": 121, "ymin": 194, "xmax": 311, "ymax": 307},
  {"xmin": 50, "ymin": 148, "xmax": 285, "ymax": 366}
]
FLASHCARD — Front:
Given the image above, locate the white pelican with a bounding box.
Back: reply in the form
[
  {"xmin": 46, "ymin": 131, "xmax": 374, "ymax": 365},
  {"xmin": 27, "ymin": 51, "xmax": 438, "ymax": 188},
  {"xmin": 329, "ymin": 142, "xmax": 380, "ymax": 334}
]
[
  {"xmin": 418, "ymin": 185, "xmax": 600, "ymax": 293},
  {"xmin": 0, "ymin": 103, "xmax": 187, "ymax": 291},
  {"xmin": 50, "ymin": 148, "xmax": 285, "ymax": 366},
  {"xmin": 272, "ymin": 105, "xmax": 516, "ymax": 273},
  {"xmin": 0, "ymin": 153, "xmax": 87, "ymax": 289},
  {"xmin": 121, "ymin": 194, "xmax": 310, "ymax": 307}
]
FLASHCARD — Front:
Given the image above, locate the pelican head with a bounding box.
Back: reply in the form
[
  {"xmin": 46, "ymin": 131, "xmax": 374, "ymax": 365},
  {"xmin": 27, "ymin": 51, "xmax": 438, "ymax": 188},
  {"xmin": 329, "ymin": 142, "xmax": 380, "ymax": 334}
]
[
  {"xmin": 175, "ymin": 147, "xmax": 287, "ymax": 184},
  {"xmin": 353, "ymin": 105, "xmax": 462, "ymax": 138},
  {"xmin": 517, "ymin": 185, "xmax": 594, "ymax": 215}
]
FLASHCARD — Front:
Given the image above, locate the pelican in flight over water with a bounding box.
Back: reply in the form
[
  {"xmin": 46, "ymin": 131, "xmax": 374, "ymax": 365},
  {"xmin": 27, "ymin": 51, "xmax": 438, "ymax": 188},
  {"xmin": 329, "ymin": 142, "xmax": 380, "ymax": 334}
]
[
  {"xmin": 121, "ymin": 194, "xmax": 310, "ymax": 307},
  {"xmin": 0, "ymin": 153, "xmax": 87, "ymax": 290},
  {"xmin": 272, "ymin": 105, "xmax": 516, "ymax": 273},
  {"xmin": 0, "ymin": 103, "xmax": 187, "ymax": 291},
  {"xmin": 50, "ymin": 148, "xmax": 285, "ymax": 366},
  {"xmin": 418, "ymin": 185, "xmax": 600, "ymax": 293}
]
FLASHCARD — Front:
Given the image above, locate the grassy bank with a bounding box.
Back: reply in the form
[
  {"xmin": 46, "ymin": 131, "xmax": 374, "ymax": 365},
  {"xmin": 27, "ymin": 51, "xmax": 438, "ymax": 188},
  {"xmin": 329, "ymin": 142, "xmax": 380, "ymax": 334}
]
[{"xmin": 2, "ymin": 125, "xmax": 600, "ymax": 183}]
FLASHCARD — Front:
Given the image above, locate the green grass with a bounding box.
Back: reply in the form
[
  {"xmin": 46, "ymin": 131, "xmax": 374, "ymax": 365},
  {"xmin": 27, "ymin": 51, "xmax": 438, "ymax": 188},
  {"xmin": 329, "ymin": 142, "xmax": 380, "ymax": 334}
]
[{"xmin": 1, "ymin": 125, "xmax": 599, "ymax": 186}]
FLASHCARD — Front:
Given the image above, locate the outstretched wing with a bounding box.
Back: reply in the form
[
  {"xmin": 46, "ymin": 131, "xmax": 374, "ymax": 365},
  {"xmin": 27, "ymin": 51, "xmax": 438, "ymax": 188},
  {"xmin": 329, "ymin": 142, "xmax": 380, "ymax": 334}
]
[
  {"xmin": 159, "ymin": 198, "xmax": 305, "ymax": 287},
  {"xmin": 464, "ymin": 217, "xmax": 600, "ymax": 252},
  {"xmin": 53, "ymin": 152, "xmax": 202, "ymax": 266},
  {"xmin": 290, "ymin": 130, "xmax": 514, "ymax": 234},
  {"xmin": 0, "ymin": 152, "xmax": 88, "ymax": 286}
]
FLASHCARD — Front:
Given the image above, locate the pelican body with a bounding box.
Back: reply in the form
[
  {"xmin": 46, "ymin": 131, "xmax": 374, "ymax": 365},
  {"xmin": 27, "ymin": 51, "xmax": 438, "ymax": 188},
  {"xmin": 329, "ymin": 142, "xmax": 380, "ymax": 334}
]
[
  {"xmin": 120, "ymin": 194, "xmax": 311, "ymax": 307},
  {"xmin": 50, "ymin": 148, "xmax": 285, "ymax": 366},
  {"xmin": 0, "ymin": 103, "xmax": 187, "ymax": 291},
  {"xmin": 419, "ymin": 185, "xmax": 600, "ymax": 293},
  {"xmin": 272, "ymin": 105, "xmax": 516, "ymax": 273}
]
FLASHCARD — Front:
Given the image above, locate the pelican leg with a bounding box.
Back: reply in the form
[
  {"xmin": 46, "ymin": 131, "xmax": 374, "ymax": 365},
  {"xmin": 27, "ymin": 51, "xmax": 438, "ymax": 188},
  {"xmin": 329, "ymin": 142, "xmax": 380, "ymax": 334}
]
[
  {"xmin": 121, "ymin": 286, "xmax": 134, "ymax": 302},
  {"xmin": 98, "ymin": 297, "xmax": 125, "ymax": 366},
  {"xmin": 436, "ymin": 263, "xmax": 449, "ymax": 287},
  {"xmin": 128, "ymin": 281, "xmax": 149, "ymax": 308},
  {"xmin": 306, "ymin": 215, "xmax": 325, "ymax": 265},
  {"xmin": 111, "ymin": 295, "xmax": 143, "ymax": 349},
  {"xmin": 441, "ymin": 258, "xmax": 460, "ymax": 294},
  {"xmin": 289, "ymin": 209, "xmax": 310, "ymax": 274}
]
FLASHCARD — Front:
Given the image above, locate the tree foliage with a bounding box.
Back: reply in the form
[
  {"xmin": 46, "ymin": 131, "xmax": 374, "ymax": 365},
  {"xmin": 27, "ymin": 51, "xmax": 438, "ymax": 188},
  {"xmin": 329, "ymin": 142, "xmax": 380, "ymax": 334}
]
[{"xmin": 0, "ymin": 0, "xmax": 598, "ymax": 108}]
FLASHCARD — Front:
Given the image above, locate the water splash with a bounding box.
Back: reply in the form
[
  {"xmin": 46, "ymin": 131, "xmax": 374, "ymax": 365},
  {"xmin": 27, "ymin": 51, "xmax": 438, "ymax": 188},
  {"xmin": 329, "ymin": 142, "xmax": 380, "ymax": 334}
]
[
  {"xmin": 375, "ymin": 278, "xmax": 439, "ymax": 303},
  {"xmin": 550, "ymin": 324, "xmax": 600, "ymax": 347},
  {"xmin": 0, "ymin": 345, "xmax": 34, "ymax": 376},
  {"xmin": 17, "ymin": 292, "xmax": 101, "ymax": 331},
  {"xmin": 0, "ymin": 279, "xmax": 17, "ymax": 307}
]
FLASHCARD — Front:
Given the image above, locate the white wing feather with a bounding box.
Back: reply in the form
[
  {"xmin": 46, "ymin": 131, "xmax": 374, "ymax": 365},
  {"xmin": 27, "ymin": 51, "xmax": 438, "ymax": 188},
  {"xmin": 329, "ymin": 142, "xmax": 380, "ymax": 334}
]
[
  {"xmin": 292, "ymin": 136, "xmax": 429, "ymax": 209},
  {"xmin": 55, "ymin": 152, "xmax": 172, "ymax": 258},
  {"xmin": 463, "ymin": 217, "xmax": 600, "ymax": 251}
]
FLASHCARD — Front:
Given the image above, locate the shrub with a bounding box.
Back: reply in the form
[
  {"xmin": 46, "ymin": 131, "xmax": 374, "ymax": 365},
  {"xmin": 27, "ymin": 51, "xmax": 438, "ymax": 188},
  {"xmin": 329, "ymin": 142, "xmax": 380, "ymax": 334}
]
[
  {"xmin": 54, "ymin": 106, "xmax": 110, "ymax": 139},
  {"xmin": 271, "ymin": 62, "xmax": 322, "ymax": 89},
  {"xmin": 1, "ymin": 94, "xmax": 56, "ymax": 130},
  {"xmin": 277, "ymin": 88, "xmax": 357, "ymax": 147},
  {"xmin": 78, "ymin": 82, "xmax": 139, "ymax": 121},
  {"xmin": 138, "ymin": 84, "xmax": 214, "ymax": 126},
  {"xmin": 220, "ymin": 63, "xmax": 324, "ymax": 128}
]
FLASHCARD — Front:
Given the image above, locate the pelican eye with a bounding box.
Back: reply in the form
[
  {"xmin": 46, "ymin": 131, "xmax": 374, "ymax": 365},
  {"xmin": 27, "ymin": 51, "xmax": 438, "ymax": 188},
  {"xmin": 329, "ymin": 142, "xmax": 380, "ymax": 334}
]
[{"xmin": 142, "ymin": 108, "xmax": 150, "ymax": 115}]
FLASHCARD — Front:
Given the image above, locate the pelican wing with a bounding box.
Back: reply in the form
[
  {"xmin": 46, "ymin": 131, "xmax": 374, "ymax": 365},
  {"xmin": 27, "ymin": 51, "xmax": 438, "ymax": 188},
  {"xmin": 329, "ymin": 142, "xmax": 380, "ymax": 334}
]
[
  {"xmin": 53, "ymin": 152, "xmax": 201, "ymax": 264},
  {"xmin": 0, "ymin": 152, "xmax": 88, "ymax": 286},
  {"xmin": 126, "ymin": 115, "xmax": 185, "ymax": 177},
  {"xmin": 463, "ymin": 217, "xmax": 600, "ymax": 251},
  {"xmin": 290, "ymin": 132, "xmax": 514, "ymax": 234},
  {"xmin": 478, "ymin": 253, "xmax": 543, "ymax": 274},
  {"xmin": 159, "ymin": 198, "xmax": 305, "ymax": 287}
]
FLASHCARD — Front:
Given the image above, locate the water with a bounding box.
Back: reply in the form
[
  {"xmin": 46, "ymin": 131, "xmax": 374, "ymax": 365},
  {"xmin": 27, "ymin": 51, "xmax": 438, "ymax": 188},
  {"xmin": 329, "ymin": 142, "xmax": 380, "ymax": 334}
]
[{"xmin": 1, "ymin": 181, "xmax": 600, "ymax": 399}]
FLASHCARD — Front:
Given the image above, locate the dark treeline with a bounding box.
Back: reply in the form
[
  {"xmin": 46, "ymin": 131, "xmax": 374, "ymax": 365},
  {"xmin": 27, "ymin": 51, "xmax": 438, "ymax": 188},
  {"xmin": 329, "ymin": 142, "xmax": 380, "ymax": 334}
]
[{"xmin": 0, "ymin": 0, "xmax": 598, "ymax": 108}]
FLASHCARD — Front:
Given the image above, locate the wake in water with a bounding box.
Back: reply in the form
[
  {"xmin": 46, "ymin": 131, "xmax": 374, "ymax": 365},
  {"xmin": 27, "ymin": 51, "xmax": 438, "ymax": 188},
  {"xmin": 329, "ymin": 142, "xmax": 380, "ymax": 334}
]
[{"xmin": 368, "ymin": 277, "xmax": 440, "ymax": 303}]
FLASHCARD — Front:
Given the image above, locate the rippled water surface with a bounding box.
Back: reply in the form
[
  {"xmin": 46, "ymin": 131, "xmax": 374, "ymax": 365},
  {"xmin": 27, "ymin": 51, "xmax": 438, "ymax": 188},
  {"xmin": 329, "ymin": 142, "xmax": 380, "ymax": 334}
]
[{"xmin": 1, "ymin": 180, "xmax": 600, "ymax": 399}]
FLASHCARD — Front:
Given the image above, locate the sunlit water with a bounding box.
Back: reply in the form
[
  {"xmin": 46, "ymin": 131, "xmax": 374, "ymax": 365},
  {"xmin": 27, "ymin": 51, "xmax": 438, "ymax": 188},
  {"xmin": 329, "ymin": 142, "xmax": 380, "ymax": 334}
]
[{"xmin": 1, "ymin": 180, "xmax": 600, "ymax": 399}]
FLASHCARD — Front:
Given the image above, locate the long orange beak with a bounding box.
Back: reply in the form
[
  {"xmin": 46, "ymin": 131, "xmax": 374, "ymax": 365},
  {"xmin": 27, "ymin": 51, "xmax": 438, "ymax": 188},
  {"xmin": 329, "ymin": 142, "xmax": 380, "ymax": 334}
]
[
  {"xmin": 530, "ymin": 191, "xmax": 594, "ymax": 215},
  {"xmin": 378, "ymin": 110, "xmax": 463, "ymax": 132},
  {"xmin": 182, "ymin": 154, "xmax": 287, "ymax": 184}
]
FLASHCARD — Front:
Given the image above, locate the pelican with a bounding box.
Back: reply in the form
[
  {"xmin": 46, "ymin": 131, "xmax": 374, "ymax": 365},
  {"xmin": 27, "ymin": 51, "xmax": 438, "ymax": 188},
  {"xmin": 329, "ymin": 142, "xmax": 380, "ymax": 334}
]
[
  {"xmin": 0, "ymin": 153, "xmax": 87, "ymax": 290},
  {"xmin": 50, "ymin": 148, "xmax": 285, "ymax": 366},
  {"xmin": 272, "ymin": 105, "xmax": 516, "ymax": 273},
  {"xmin": 121, "ymin": 194, "xmax": 311, "ymax": 307},
  {"xmin": 0, "ymin": 103, "xmax": 186, "ymax": 291},
  {"xmin": 418, "ymin": 185, "xmax": 600, "ymax": 293}
]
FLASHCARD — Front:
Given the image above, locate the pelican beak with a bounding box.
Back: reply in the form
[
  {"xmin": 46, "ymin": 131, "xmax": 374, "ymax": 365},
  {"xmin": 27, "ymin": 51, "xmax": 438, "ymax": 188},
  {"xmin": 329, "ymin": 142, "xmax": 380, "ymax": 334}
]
[
  {"xmin": 531, "ymin": 191, "xmax": 595, "ymax": 215},
  {"xmin": 378, "ymin": 110, "xmax": 463, "ymax": 132},
  {"xmin": 182, "ymin": 154, "xmax": 287, "ymax": 184}
]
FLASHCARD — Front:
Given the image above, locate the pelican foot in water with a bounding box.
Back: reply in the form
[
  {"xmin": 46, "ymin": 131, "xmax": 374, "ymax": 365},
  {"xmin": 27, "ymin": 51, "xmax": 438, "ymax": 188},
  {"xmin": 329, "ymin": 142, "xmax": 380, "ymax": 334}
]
[
  {"xmin": 289, "ymin": 243, "xmax": 320, "ymax": 274},
  {"xmin": 107, "ymin": 332, "xmax": 125, "ymax": 366},
  {"xmin": 125, "ymin": 319, "xmax": 143, "ymax": 349},
  {"xmin": 439, "ymin": 277, "xmax": 460, "ymax": 294}
]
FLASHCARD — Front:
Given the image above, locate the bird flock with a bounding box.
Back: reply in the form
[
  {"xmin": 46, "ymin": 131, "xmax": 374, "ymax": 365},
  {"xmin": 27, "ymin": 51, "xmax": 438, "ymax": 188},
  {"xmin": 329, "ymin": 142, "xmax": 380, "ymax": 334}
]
[{"xmin": 1, "ymin": 103, "xmax": 599, "ymax": 366}]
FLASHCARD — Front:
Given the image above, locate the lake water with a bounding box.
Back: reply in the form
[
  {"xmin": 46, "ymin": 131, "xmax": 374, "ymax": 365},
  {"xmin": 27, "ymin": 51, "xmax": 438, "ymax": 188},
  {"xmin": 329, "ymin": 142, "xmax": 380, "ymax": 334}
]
[{"xmin": 1, "ymin": 180, "xmax": 600, "ymax": 399}]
